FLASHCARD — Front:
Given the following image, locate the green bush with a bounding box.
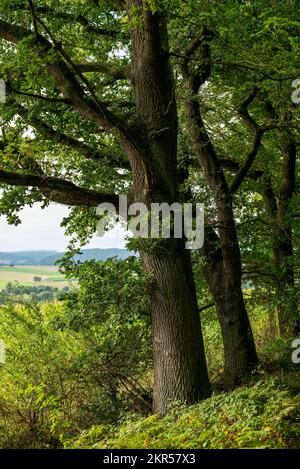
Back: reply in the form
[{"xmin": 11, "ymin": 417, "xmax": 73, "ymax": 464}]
[
  {"xmin": 0, "ymin": 257, "xmax": 299, "ymax": 449},
  {"xmin": 0, "ymin": 258, "xmax": 152, "ymax": 448}
]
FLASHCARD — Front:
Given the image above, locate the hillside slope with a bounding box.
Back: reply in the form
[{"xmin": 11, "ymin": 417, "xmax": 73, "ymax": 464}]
[
  {"xmin": 0, "ymin": 251, "xmax": 57, "ymax": 265},
  {"xmin": 72, "ymin": 374, "xmax": 300, "ymax": 449}
]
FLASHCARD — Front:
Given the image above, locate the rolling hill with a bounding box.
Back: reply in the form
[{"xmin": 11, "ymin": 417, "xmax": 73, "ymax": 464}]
[
  {"xmin": 0, "ymin": 250, "xmax": 57, "ymax": 266},
  {"xmin": 0, "ymin": 249, "xmax": 136, "ymax": 266},
  {"xmin": 39, "ymin": 248, "xmax": 136, "ymax": 265}
]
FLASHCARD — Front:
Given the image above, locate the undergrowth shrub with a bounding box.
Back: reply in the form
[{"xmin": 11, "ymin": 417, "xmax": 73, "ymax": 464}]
[{"xmin": 72, "ymin": 378, "xmax": 300, "ymax": 449}]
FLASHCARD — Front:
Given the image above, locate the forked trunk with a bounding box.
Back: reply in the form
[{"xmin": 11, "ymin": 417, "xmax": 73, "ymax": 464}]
[{"xmin": 183, "ymin": 92, "xmax": 258, "ymax": 386}]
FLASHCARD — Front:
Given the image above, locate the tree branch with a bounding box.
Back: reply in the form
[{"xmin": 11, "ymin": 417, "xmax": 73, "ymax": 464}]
[
  {"xmin": 183, "ymin": 90, "xmax": 230, "ymax": 196},
  {"xmin": 198, "ymin": 302, "xmax": 215, "ymax": 313},
  {"xmin": 0, "ymin": 18, "xmax": 135, "ymax": 148},
  {"xmin": 181, "ymin": 29, "xmax": 231, "ymax": 197},
  {"xmin": 182, "ymin": 29, "xmax": 214, "ymax": 93},
  {"xmin": 262, "ymin": 176, "xmax": 278, "ymax": 218},
  {"xmin": 6, "ymin": 81, "xmax": 69, "ymax": 104},
  {"xmin": 11, "ymin": 2, "xmax": 124, "ymax": 37},
  {"xmin": 229, "ymin": 124, "xmax": 289, "ymax": 194},
  {"xmin": 219, "ymin": 156, "xmax": 264, "ymax": 180},
  {"xmin": 0, "ymin": 168, "xmax": 119, "ymax": 208},
  {"xmin": 229, "ymin": 128, "xmax": 264, "ymax": 194},
  {"xmin": 77, "ymin": 62, "xmax": 131, "ymax": 80},
  {"xmin": 238, "ymin": 87, "xmax": 260, "ymax": 133},
  {"xmin": 233, "ymin": 88, "xmax": 298, "ymax": 194},
  {"xmin": 13, "ymin": 101, "xmax": 120, "ymax": 164}
]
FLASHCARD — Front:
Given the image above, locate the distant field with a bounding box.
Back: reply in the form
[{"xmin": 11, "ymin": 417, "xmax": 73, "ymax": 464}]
[{"xmin": 0, "ymin": 266, "xmax": 69, "ymax": 289}]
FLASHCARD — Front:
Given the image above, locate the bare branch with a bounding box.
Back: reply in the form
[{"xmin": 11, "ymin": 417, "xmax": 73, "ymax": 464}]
[
  {"xmin": 6, "ymin": 81, "xmax": 69, "ymax": 104},
  {"xmin": 198, "ymin": 303, "xmax": 215, "ymax": 313},
  {"xmin": 229, "ymin": 125, "xmax": 283, "ymax": 194},
  {"xmin": 28, "ymin": 0, "xmax": 39, "ymax": 36}
]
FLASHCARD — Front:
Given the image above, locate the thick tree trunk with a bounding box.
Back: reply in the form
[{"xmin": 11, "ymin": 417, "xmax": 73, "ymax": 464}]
[
  {"xmin": 142, "ymin": 243, "xmax": 210, "ymax": 415},
  {"xmin": 203, "ymin": 226, "xmax": 257, "ymax": 387},
  {"xmin": 125, "ymin": 1, "xmax": 211, "ymax": 414}
]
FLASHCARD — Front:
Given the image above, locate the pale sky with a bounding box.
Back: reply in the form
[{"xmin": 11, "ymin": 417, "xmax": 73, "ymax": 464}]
[{"xmin": 0, "ymin": 203, "xmax": 127, "ymax": 252}]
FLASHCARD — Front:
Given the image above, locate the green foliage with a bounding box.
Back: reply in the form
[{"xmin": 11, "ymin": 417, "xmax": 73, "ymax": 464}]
[
  {"xmin": 62, "ymin": 256, "xmax": 151, "ymax": 327},
  {"xmin": 72, "ymin": 377, "xmax": 300, "ymax": 449},
  {"xmin": 0, "ymin": 0, "xmax": 299, "ymax": 451},
  {"xmin": 0, "ymin": 258, "xmax": 152, "ymax": 448},
  {"xmin": 0, "ymin": 257, "xmax": 298, "ymax": 449}
]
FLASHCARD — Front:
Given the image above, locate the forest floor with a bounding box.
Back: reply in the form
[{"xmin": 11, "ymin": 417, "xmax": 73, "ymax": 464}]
[{"xmin": 72, "ymin": 358, "xmax": 300, "ymax": 449}]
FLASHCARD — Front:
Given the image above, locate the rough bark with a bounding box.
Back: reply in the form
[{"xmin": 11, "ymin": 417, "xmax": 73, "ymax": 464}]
[
  {"xmin": 142, "ymin": 244, "xmax": 210, "ymax": 415},
  {"xmin": 181, "ymin": 40, "xmax": 258, "ymax": 386},
  {"xmin": 202, "ymin": 227, "xmax": 258, "ymax": 387},
  {"xmin": 0, "ymin": 169, "xmax": 118, "ymax": 207},
  {"xmin": 0, "ymin": 1, "xmax": 211, "ymax": 414},
  {"xmin": 124, "ymin": 1, "xmax": 210, "ymax": 413},
  {"xmin": 262, "ymin": 136, "xmax": 299, "ymax": 336}
]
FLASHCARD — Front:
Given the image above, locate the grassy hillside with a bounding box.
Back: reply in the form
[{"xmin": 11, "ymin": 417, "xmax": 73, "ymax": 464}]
[
  {"xmin": 0, "ymin": 283, "xmax": 299, "ymax": 449},
  {"xmin": 0, "ymin": 265, "xmax": 67, "ymax": 288},
  {"xmin": 72, "ymin": 374, "xmax": 300, "ymax": 449}
]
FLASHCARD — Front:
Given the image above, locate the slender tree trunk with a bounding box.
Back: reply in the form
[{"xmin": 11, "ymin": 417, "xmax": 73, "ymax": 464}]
[
  {"xmin": 272, "ymin": 228, "xmax": 298, "ymax": 336},
  {"xmin": 263, "ymin": 137, "xmax": 299, "ymax": 336},
  {"xmin": 216, "ymin": 196, "xmax": 258, "ymax": 383},
  {"xmin": 182, "ymin": 91, "xmax": 258, "ymax": 386},
  {"xmin": 202, "ymin": 226, "xmax": 257, "ymax": 387},
  {"xmin": 275, "ymin": 138, "xmax": 298, "ymax": 335}
]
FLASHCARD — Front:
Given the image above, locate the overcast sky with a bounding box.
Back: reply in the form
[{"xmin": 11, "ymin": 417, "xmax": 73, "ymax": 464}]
[{"xmin": 0, "ymin": 203, "xmax": 126, "ymax": 252}]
